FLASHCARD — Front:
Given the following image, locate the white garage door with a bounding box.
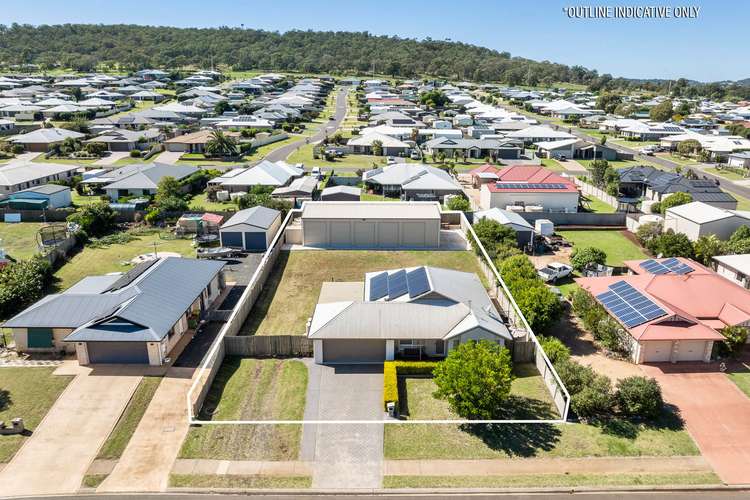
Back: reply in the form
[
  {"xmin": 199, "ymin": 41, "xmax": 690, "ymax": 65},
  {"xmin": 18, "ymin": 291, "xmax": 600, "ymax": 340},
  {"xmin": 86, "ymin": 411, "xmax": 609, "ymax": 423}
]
[
  {"xmin": 642, "ymin": 341, "xmax": 672, "ymax": 363},
  {"xmin": 377, "ymin": 222, "xmax": 399, "ymax": 248},
  {"xmin": 353, "ymin": 222, "xmax": 376, "ymax": 247},
  {"xmin": 303, "ymin": 221, "xmax": 327, "ymax": 247},
  {"xmin": 323, "ymin": 339, "xmax": 386, "ymax": 364},
  {"xmin": 676, "ymin": 340, "xmax": 707, "ymax": 362},
  {"xmin": 330, "ymin": 221, "xmax": 352, "ymax": 246},
  {"xmin": 402, "ymin": 221, "xmax": 426, "ymax": 247}
]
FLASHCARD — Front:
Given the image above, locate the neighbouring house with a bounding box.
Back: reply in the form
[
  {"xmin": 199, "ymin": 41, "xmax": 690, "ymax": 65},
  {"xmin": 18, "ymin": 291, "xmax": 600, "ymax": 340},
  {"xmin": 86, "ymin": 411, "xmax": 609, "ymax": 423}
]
[
  {"xmin": 208, "ymin": 160, "xmax": 304, "ymax": 193},
  {"xmin": 1, "ymin": 184, "xmax": 72, "ymax": 209},
  {"xmin": 0, "ymin": 119, "xmax": 16, "ymax": 134},
  {"xmin": 164, "ymin": 129, "xmax": 241, "ymax": 153},
  {"xmin": 80, "ymin": 163, "xmax": 199, "ymax": 199},
  {"xmin": 347, "ymin": 131, "xmax": 410, "ymax": 156},
  {"xmin": 663, "ymin": 201, "xmax": 750, "ymax": 241},
  {"xmin": 320, "ymin": 185, "xmax": 361, "ymax": 201},
  {"xmin": 473, "ymin": 207, "xmax": 535, "ymax": 247},
  {"xmin": 534, "ymin": 138, "xmax": 618, "ymax": 161},
  {"xmin": 219, "ymin": 206, "xmax": 282, "ymax": 251},
  {"xmin": 478, "ymin": 165, "xmax": 580, "ymax": 212},
  {"xmin": 2, "ymin": 257, "xmax": 226, "ymax": 365},
  {"xmin": 422, "ymin": 136, "xmax": 523, "ymax": 160},
  {"xmin": 727, "ymin": 152, "xmax": 750, "ymax": 169},
  {"xmin": 362, "ymin": 163, "xmax": 462, "ymax": 201},
  {"xmin": 713, "ymin": 254, "xmax": 750, "ymax": 290},
  {"xmin": 505, "ymin": 125, "xmax": 576, "ymax": 145},
  {"xmin": 577, "ymin": 257, "xmax": 750, "ymax": 363},
  {"xmin": 0, "ymin": 161, "xmax": 78, "ymax": 194},
  {"xmin": 8, "ymin": 127, "xmax": 85, "ymax": 152},
  {"xmin": 271, "ymin": 176, "xmax": 319, "ymax": 206},
  {"xmin": 308, "ymin": 266, "xmax": 513, "ymax": 364},
  {"xmin": 618, "ymin": 122, "xmax": 685, "ymax": 141},
  {"xmin": 295, "ymin": 201, "xmax": 441, "ymax": 249},
  {"xmin": 84, "ymin": 128, "xmax": 163, "ymax": 152}
]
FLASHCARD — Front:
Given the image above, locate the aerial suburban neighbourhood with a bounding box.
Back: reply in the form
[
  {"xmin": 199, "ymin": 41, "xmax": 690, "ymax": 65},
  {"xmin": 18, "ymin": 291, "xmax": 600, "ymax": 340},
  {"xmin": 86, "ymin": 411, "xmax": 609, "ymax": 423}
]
[{"xmin": 1, "ymin": 3, "xmax": 750, "ymax": 498}]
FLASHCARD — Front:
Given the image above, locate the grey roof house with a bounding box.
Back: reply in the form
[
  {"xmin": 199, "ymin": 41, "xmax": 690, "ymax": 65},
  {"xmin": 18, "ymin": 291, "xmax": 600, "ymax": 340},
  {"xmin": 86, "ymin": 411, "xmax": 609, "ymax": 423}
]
[
  {"xmin": 3, "ymin": 257, "xmax": 225, "ymax": 365},
  {"xmin": 81, "ymin": 163, "xmax": 198, "ymax": 199},
  {"xmin": 362, "ymin": 163, "xmax": 462, "ymax": 201}
]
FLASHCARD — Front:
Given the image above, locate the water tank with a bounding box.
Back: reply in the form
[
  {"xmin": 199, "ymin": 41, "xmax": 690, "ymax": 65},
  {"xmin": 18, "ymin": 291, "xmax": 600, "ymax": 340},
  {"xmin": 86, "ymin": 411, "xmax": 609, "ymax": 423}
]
[
  {"xmin": 535, "ymin": 219, "xmax": 555, "ymax": 236},
  {"xmin": 216, "ymin": 190, "xmax": 230, "ymax": 202}
]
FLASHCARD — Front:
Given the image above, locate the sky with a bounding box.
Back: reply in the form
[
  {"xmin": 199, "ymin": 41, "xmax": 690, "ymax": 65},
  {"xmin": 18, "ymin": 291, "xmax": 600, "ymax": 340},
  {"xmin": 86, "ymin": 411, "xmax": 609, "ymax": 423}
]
[{"xmin": 3, "ymin": 0, "xmax": 748, "ymax": 82}]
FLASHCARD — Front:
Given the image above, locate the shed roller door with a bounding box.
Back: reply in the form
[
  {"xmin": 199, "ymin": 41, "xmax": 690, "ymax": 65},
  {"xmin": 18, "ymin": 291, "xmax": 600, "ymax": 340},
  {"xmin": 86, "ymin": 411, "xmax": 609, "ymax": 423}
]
[
  {"xmin": 243, "ymin": 231, "xmax": 267, "ymax": 250},
  {"xmin": 87, "ymin": 341, "xmax": 149, "ymax": 364},
  {"xmin": 322, "ymin": 339, "xmax": 385, "ymax": 364},
  {"xmin": 220, "ymin": 231, "xmax": 243, "ymax": 248}
]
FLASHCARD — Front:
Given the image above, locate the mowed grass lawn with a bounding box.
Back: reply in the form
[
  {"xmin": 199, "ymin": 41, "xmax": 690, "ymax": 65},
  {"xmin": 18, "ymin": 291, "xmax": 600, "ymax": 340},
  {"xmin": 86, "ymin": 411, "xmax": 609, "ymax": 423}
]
[
  {"xmin": 287, "ymin": 144, "xmax": 388, "ymax": 169},
  {"xmin": 557, "ymin": 230, "xmax": 648, "ymax": 267},
  {"xmin": 53, "ymin": 231, "xmax": 195, "ymax": 290},
  {"xmin": 242, "ymin": 250, "xmax": 485, "ymax": 335},
  {"xmin": 0, "ymin": 368, "xmax": 74, "ymax": 463},
  {"xmin": 385, "ymin": 365, "xmax": 698, "ymax": 460},
  {"xmin": 0, "ymin": 223, "xmax": 43, "ymax": 260},
  {"xmin": 179, "ymin": 358, "xmax": 307, "ymax": 461}
]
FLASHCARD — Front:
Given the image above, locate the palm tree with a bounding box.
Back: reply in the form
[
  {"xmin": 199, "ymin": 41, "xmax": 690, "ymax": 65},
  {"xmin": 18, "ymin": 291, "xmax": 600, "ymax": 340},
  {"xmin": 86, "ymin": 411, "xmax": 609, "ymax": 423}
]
[{"xmin": 205, "ymin": 130, "xmax": 238, "ymax": 158}]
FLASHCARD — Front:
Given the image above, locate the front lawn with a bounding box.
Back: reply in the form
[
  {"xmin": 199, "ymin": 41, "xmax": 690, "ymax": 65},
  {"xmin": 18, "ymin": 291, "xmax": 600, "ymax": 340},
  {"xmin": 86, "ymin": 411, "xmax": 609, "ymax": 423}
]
[
  {"xmin": 241, "ymin": 250, "xmax": 485, "ymax": 336},
  {"xmin": 0, "ymin": 367, "xmax": 74, "ymax": 463},
  {"xmin": 705, "ymin": 167, "xmax": 746, "ymax": 181},
  {"xmin": 53, "ymin": 230, "xmax": 195, "ymax": 290},
  {"xmin": 384, "ymin": 364, "xmax": 698, "ymax": 460},
  {"xmin": 556, "ymin": 230, "xmax": 648, "ymax": 267},
  {"xmin": 179, "ymin": 358, "xmax": 307, "ymax": 460},
  {"xmin": 170, "ymin": 474, "xmax": 311, "ymax": 489},
  {"xmin": 0, "ymin": 223, "xmax": 43, "ymax": 260},
  {"xmin": 727, "ymin": 362, "xmax": 750, "ymax": 399},
  {"xmin": 286, "ymin": 143, "xmax": 388, "ymax": 169}
]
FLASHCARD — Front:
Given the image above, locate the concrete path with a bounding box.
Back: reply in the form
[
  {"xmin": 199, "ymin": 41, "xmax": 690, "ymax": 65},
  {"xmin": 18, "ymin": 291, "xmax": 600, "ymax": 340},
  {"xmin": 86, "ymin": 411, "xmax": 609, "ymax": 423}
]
[
  {"xmin": 560, "ymin": 159, "xmax": 588, "ymax": 175},
  {"xmin": 385, "ymin": 456, "xmax": 711, "ymax": 476},
  {"xmin": 0, "ymin": 367, "xmax": 142, "ymax": 496},
  {"xmin": 156, "ymin": 150, "xmax": 183, "ymax": 165},
  {"xmin": 304, "ymin": 364, "xmax": 384, "ymax": 489},
  {"xmin": 98, "ymin": 367, "xmax": 195, "ymax": 493},
  {"xmin": 172, "ymin": 459, "xmax": 312, "ymax": 476},
  {"xmin": 94, "ymin": 151, "xmax": 130, "ymax": 166},
  {"xmin": 641, "ymin": 363, "xmax": 750, "ymax": 485}
]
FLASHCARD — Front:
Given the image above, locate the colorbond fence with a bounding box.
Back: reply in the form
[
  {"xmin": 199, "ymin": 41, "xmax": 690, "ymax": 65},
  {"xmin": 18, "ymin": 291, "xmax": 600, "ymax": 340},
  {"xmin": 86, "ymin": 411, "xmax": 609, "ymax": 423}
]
[{"xmin": 224, "ymin": 335, "xmax": 313, "ymax": 357}]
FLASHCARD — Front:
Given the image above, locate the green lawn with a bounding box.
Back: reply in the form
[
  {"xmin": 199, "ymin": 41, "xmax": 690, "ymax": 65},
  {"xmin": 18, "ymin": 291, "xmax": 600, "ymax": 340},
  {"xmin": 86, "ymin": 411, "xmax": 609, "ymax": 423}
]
[
  {"xmin": 0, "ymin": 223, "xmax": 43, "ymax": 260},
  {"xmin": 706, "ymin": 167, "xmax": 746, "ymax": 181},
  {"xmin": 540, "ymin": 158, "xmax": 565, "ymax": 172},
  {"xmin": 179, "ymin": 358, "xmax": 307, "ymax": 461},
  {"xmin": 557, "ymin": 230, "xmax": 648, "ymax": 267},
  {"xmin": 242, "ymin": 250, "xmax": 485, "ymax": 336},
  {"xmin": 170, "ymin": 474, "xmax": 311, "ymax": 489},
  {"xmin": 97, "ymin": 376, "xmax": 162, "ymax": 459},
  {"xmin": 32, "ymin": 156, "xmax": 97, "ymax": 165},
  {"xmin": 53, "ymin": 230, "xmax": 195, "ymax": 290},
  {"xmin": 385, "ymin": 366, "xmax": 698, "ymax": 460},
  {"xmin": 727, "ymin": 363, "xmax": 750, "ymax": 399},
  {"xmin": 0, "ymin": 368, "xmax": 74, "ymax": 463},
  {"xmin": 580, "ymin": 195, "xmax": 616, "ymax": 214},
  {"xmin": 188, "ymin": 193, "xmax": 238, "ymax": 212},
  {"xmin": 242, "ymin": 136, "xmax": 304, "ymax": 163},
  {"xmin": 656, "ymin": 153, "xmax": 698, "ymax": 167},
  {"xmin": 384, "ymin": 472, "xmax": 720, "ymax": 489},
  {"xmin": 71, "ymin": 191, "xmax": 107, "ymax": 207},
  {"xmin": 287, "ymin": 144, "xmax": 387, "ymax": 169}
]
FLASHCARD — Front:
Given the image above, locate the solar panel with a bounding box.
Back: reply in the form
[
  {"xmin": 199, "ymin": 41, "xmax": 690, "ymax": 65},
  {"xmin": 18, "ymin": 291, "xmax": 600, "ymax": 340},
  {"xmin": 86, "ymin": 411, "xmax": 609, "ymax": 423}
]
[
  {"xmin": 105, "ymin": 259, "xmax": 158, "ymax": 292},
  {"xmin": 639, "ymin": 259, "xmax": 670, "ymax": 275},
  {"xmin": 387, "ymin": 269, "xmax": 408, "ymax": 299},
  {"xmin": 407, "ymin": 267, "xmax": 430, "ymax": 298},
  {"xmin": 494, "ymin": 182, "xmax": 568, "ymax": 190},
  {"xmin": 639, "ymin": 258, "xmax": 694, "ymax": 275},
  {"xmin": 369, "ymin": 272, "xmax": 389, "ymax": 301},
  {"xmin": 662, "ymin": 257, "xmax": 694, "ymax": 275},
  {"xmin": 596, "ymin": 280, "xmax": 667, "ymax": 328}
]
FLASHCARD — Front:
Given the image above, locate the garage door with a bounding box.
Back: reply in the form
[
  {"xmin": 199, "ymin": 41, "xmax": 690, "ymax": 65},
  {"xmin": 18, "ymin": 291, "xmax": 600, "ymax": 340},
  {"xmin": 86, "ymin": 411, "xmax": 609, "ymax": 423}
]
[
  {"xmin": 353, "ymin": 222, "xmax": 376, "ymax": 247},
  {"xmin": 377, "ymin": 222, "xmax": 399, "ymax": 248},
  {"xmin": 87, "ymin": 341, "xmax": 149, "ymax": 364},
  {"xmin": 676, "ymin": 340, "xmax": 707, "ymax": 362},
  {"xmin": 243, "ymin": 231, "xmax": 267, "ymax": 251},
  {"xmin": 402, "ymin": 221, "xmax": 426, "ymax": 247},
  {"xmin": 303, "ymin": 220, "xmax": 327, "ymax": 247},
  {"xmin": 329, "ymin": 221, "xmax": 352, "ymax": 247},
  {"xmin": 221, "ymin": 231, "xmax": 243, "ymax": 248},
  {"xmin": 642, "ymin": 341, "xmax": 672, "ymax": 363},
  {"xmin": 322, "ymin": 339, "xmax": 386, "ymax": 364}
]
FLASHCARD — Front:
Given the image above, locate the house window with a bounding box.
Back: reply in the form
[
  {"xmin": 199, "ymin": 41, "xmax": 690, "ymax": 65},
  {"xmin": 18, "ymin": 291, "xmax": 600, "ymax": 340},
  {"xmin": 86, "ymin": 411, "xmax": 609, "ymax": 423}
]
[
  {"xmin": 435, "ymin": 340, "xmax": 445, "ymax": 355},
  {"xmin": 451, "ymin": 339, "xmax": 460, "ymax": 350}
]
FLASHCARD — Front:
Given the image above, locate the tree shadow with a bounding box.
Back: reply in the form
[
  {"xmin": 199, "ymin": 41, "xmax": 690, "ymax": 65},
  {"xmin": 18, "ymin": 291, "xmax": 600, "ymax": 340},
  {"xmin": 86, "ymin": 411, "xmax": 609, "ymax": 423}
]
[
  {"xmin": 239, "ymin": 250, "xmax": 290, "ymax": 335},
  {"xmin": 197, "ymin": 356, "xmax": 243, "ymax": 420},
  {"xmin": 397, "ymin": 376, "xmax": 410, "ymax": 417},
  {"xmin": 592, "ymin": 403, "xmax": 686, "ymax": 439},
  {"xmin": 0, "ymin": 389, "xmax": 12, "ymax": 412},
  {"xmin": 462, "ymin": 421, "xmax": 561, "ymax": 458}
]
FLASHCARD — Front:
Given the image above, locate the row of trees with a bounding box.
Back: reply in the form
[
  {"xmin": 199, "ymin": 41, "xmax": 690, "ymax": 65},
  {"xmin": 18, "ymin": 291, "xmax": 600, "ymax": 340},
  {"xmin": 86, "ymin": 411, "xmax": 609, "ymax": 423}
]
[{"xmin": 637, "ymin": 223, "xmax": 750, "ymax": 265}]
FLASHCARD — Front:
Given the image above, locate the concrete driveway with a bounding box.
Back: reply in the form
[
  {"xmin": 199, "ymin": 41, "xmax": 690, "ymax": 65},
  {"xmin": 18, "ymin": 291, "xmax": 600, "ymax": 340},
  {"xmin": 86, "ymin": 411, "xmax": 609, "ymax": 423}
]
[
  {"xmin": 155, "ymin": 150, "xmax": 183, "ymax": 165},
  {"xmin": 302, "ymin": 363, "xmax": 384, "ymax": 489},
  {"xmin": 641, "ymin": 363, "xmax": 750, "ymax": 485},
  {"xmin": 0, "ymin": 366, "xmax": 142, "ymax": 496},
  {"xmin": 94, "ymin": 151, "xmax": 130, "ymax": 166}
]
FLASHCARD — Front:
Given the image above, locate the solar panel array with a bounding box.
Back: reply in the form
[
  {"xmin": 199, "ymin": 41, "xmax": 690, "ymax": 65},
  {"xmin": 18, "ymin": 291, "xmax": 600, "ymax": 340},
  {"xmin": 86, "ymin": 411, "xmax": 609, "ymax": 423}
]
[
  {"xmin": 638, "ymin": 258, "xmax": 694, "ymax": 275},
  {"xmin": 596, "ymin": 281, "xmax": 667, "ymax": 328},
  {"xmin": 494, "ymin": 183, "xmax": 569, "ymax": 189},
  {"xmin": 368, "ymin": 267, "xmax": 432, "ymax": 301}
]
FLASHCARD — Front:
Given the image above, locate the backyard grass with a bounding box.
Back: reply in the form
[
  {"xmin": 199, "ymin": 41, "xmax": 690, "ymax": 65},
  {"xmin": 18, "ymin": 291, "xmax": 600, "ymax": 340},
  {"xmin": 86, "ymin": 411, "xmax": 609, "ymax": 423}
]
[
  {"xmin": 0, "ymin": 367, "xmax": 74, "ymax": 463},
  {"xmin": 179, "ymin": 358, "xmax": 307, "ymax": 461},
  {"xmin": 53, "ymin": 230, "xmax": 195, "ymax": 290},
  {"xmin": 71, "ymin": 191, "xmax": 107, "ymax": 207},
  {"xmin": 188, "ymin": 192, "xmax": 238, "ymax": 212},
  {"xmin": 556, "ymin": 230, "xmax": 648, "ymax": 267},
  {"xmin": 0, "ymin": 222, "xmax": 43, "ymax": 260},
  {"xmin": 241, "ymin": 250, "xmax": 485, "ymax": 336},
  {"xmin": 97, "ymin": 376, "xmax": 162, "ymax": 459},
  {"xmin": 705, "ymin": 167, "xmax": 746, "ymax": 181},
  {"xmin": 169, "ymin": 474, "xmax": 311, "ymax": 489},
  {"xmin": 540, "ymin": 158, "xmax": 565, "ymax": 172},
  {"xmin": 384, "ymin": 364, "xmax": 698, "ymax": 460},
  {"xmin": 580, "ymin": 195, "xmax": 616, "ymax": 214},
  {"xmin": 383, "ymin": 472, "xmax": 720, "ymax": 489}
]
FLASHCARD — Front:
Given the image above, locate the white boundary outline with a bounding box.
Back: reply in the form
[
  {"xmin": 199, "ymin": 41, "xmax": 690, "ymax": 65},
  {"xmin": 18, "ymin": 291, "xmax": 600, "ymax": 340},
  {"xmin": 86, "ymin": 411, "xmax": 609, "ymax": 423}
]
[{"xmin": 186, "ymin": 201, "xmax": 571, "ymax": 426}]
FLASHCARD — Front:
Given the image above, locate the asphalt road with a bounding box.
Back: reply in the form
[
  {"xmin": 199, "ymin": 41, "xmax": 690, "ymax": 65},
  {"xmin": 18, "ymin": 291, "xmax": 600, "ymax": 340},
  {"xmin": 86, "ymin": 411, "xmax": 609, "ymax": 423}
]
[
  {"xmin": 501, "ymin": 103, "xmax": 750, "ymax": 201},
  {"xmin": 12, "ymin": 491, "xmax": 750, "ymax": 500},
  {"xmin": 262, "ymin": 86, "xmax": 349, "ymax": 164}
]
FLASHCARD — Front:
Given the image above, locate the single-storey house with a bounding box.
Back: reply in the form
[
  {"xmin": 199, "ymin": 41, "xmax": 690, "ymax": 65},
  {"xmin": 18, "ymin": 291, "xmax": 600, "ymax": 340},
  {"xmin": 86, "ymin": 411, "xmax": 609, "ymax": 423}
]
[
  {"xmin": 2, "ymin": 257, "xmax": 226, "ymax": 365},
  {"xmin": 164, "ymin": 129, "xmax": 241, "ymax": 153},
  {"xmin": 478, "ymin": 165, "xmax": 580, "ymax": 212},
  {"xmin": 308, "ymin": 266, "xmax": 513, "ymax": 364},
  {"xmin": 727, "ymin": 152, "xmax": 750, "ymax": 169},
  {"xmin": 208, "ymin": 161, "xmax": 304, "ymax": 193},
  {"xmin": 534, "ymin": 138, "xmax": 618, "ymax": 161},
  {"xmin": 300, "ymin": 201, "xmax": 441, "ymax": 249},
  {"xmin": 505, "ymin": 125, "xmax": 576, "ymax": 145},
  {"xmin": 423, "ymin": 137, "xmax": 523, "ymax": 160},
  {"xmin": 219, "ymin": 206, "xmax": 282, "ymax": 251},
  {"xmin": 576, "ymin": 259, "xmax": 743, "ymax": 364},
  {"xmin": 473, "ymin": 207, "xmax": 535, "ymax": 247},
  {"xmin": 271, "ymin": 176, "xmax": 319, "ymax": 205},
  {"xmin": 362, "ymin": 163, "xmax": 462, "ymax": 201},
  {"xmin": 8, "ymin": 128, "xmax": 85, "ymax": 152},
  {"xmin": 320, "ymin": 185, "xmax": 361, "ymax": 201},
  {"xmin": 713, "ymin": 254, "xmax": 750, "ymax": 290},
  {"xmin": 663, "ymin": 201, "xmax": 750, "ymax": 242},
  {"xmin": 84, "ymin": 128, "xmax": 163, "ymax": 152},
  {"xmin": 5, "ymin": 184, "xmax": 72, "ymax": 209},
  {"xmin": 0, "ymin": 161, "xmax": 78, "ymax": 194},
  {"xmin": 347, "ymin": 131, "xmax": 410, "ymax": 156},
  {"xmin": 80, "ymin": 163, "xmax": 199, "ymax": 199}
]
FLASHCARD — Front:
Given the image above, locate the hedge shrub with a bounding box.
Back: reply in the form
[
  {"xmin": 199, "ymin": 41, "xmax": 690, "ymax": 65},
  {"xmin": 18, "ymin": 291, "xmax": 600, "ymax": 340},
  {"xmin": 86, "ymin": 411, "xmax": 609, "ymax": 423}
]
[{"xmin": 383, "ymin": 360, "xmax": 438, "ymax": 412}]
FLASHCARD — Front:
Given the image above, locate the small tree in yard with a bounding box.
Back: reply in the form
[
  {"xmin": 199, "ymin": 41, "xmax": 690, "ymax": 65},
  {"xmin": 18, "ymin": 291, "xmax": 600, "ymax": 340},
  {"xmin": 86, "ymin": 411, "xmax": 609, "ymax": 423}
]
[
  {"xmin": 677, "ymin": 139, "xmax": 701, "ymax": 157},
  {"xmin": 647, "ymin": 230, "xmax": 694, "ymax": 259},
  {"xmin": 472, "ymin": 218, "xmax": 517, "ymax": 258},
  {"xmin": 720, "ymin": 325, "xmax": 748, "ymax": 358},
  {"xmin": 570, "ymin": 246, "xmax": 607, "ymax": 272},
  {"xmin": 67, "ymin": 201, "xmax": 116, "ymax": 237},
  {"xmin": 635, "ymin": 221, "xmax": 663, "ymax": 245},
  {"xmin": 432, "ymin": 340, "xmax": 514, "ymax": 420},
  {"xmin": 371, "ymin": 139, "xmax": 383, "ymax": 156},
  {"xmin": 446, "ymin": 196, "xmax": 471, "ymax": 212},
  {"xmin": 573, "ymin": 374, "xmax": 615, "ymax": 418},
  {"xmin": 538, "ymin": 336, "xmax": 571, "ymax": 364},
  {"xmin": 660, "ymin": 192, "xmax": 692, "ymax": 214},
  {"xmin": 616, "ymin": 376, "xmax": 663, "ymax": 420}
]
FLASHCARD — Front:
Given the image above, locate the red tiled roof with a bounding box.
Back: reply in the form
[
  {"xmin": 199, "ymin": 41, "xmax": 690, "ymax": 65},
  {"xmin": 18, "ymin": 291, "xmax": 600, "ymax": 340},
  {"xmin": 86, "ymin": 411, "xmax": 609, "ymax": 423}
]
[
  {"xmin": 366, "ymin": 98, "xmax": 414, "ymax": 105},
  {"xmin": 482, "ymin": 165, "xmax": 578, "ymax": 193}
]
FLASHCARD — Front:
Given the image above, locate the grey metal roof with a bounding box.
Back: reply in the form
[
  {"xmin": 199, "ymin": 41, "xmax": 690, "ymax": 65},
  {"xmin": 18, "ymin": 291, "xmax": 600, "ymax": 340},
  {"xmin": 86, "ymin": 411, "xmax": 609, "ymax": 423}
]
[
  {"xmin": 103, "ymin": 163, "xmax": 198, "ymax": 190},
  {"xmin": 221, "ymin": 206, "xmax": 281, "ymax": 230},
  {"xmin": 15, "ymin": 184, "xmax": 70, "ymax": 195}
]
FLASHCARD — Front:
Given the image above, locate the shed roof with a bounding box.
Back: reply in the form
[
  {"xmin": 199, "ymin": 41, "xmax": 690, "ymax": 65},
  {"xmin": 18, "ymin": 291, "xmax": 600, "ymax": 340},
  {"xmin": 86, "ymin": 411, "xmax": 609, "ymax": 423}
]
[
  {"xmin": 221, "ymin": 206, "xmax": 281, "ymax": 230},
  {"xmin": 301, "ymin": 201, "xmax": 441, "ymax": 220}
]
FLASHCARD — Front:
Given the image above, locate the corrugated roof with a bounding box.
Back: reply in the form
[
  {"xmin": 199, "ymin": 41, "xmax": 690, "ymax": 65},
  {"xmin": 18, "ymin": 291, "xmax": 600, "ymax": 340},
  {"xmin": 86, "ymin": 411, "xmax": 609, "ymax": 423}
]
[
  {"xmin": 301, "ymin": 201, "xmax": 441, "ymax": 220},
  {"xmin": 221, "ymin": 206, "xmax": 281, "ymax": 229}
]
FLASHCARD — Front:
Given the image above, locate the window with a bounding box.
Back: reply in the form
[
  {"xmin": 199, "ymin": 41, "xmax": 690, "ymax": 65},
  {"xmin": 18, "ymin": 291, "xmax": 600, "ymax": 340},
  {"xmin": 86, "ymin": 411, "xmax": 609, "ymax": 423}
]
[{"xmin": 435, "ymin": 339, "xmax": 445, "ymax": 355}]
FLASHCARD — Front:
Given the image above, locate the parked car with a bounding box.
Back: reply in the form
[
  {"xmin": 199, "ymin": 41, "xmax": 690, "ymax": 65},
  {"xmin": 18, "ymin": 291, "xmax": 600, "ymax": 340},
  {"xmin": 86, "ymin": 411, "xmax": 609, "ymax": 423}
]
[
  {"xmin": 639, "ymin": 146, "xmax": 656, "ymax": 155},
  {"xmin": 387, "ymin": 156, "xmax": 396, "ymax": 164},
  {"xmin": 311, "ymin": 167, "xmax": 322, "ymax": 179},
  {"xmin": 410, "ymin": 151, "xmax": 420, "ymax": 160},
  {"xmin": 537, "ymin": 262, "xmax": 573, "ymax": 283}
]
